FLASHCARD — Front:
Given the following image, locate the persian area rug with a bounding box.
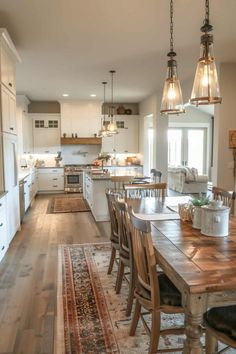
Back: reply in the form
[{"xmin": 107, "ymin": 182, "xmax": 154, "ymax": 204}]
[
  {"xmin": 48, "ymin": 197, "xmax": 90, "ymax": 213},
  {"xmin": 56, "ymin": 243, "xmax": 187, "ymax": 354}
]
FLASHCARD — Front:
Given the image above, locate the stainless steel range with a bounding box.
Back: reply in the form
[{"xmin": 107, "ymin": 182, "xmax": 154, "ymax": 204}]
[{"xmin": 64, "ymin": 165, "xmax": 84, "ymax": 193}]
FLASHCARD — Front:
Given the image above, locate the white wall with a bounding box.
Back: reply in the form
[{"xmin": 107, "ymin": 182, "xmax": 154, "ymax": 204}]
[
  {"xmin": 213, "ymin": 63, "xmax": 236, "ymax": 190},
  {"xmin": 139, "ymin": 92, "xmax": 168, "ymax": 181}
]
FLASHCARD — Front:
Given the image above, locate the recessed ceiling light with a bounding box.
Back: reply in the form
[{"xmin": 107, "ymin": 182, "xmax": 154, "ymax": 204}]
[
  {"xmin": 90, "ymin": 94, "xmax": 96, "ymax": 97},
  {"xmin": 62, "ymin": 93, "xmax": 69, "ymax": 97}
]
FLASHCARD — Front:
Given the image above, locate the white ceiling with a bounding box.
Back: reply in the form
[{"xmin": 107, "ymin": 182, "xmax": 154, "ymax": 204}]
[{"xmin": 1, "ymin": 0, "xmax": 236, "ymax": 102}]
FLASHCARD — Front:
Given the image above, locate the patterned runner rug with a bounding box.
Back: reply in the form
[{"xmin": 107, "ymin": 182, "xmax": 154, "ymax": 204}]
[
  {"xmin": 48, "ymin": 197, "xmax": 90, "ymax": 213},
  {"xmin": 56, "ymin": 243, "xmax": 187, "ymax": 354}
]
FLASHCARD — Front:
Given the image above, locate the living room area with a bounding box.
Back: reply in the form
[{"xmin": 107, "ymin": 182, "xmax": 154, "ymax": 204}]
[{"xmin": 167, "ymin": 104, "xmax": 213, "ymax": 194}]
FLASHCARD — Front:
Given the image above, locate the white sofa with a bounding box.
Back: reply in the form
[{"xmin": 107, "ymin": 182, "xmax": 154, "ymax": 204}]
[{"xmin": 168, "ymin": 167, "xmax": 208, "ymax": 194}]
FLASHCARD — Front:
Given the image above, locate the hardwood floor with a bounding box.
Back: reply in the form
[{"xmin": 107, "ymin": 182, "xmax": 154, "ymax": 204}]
[{"xmin": 0, "ymin": 194, "xmax": 110, "ymax": 354}]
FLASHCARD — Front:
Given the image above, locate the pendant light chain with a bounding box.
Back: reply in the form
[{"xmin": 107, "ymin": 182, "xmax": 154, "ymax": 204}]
[
  {"xmin": 205, "ymin": 0, "xmax": 210, "ymax": 23},
  {"xmin": 170, "ymin": 0, "xmax": 174, "ymax": 53}
]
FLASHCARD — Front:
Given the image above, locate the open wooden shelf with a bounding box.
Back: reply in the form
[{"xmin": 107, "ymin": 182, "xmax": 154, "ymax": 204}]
[{"xmin": 61, "ymin": 137, "xmax": 102, "ymax": 145}]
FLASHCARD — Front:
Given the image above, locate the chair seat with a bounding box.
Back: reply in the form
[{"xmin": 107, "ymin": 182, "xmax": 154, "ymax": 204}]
[
  {"xmin": 204, "ymin": 306, "xmax": 236, "ymax": 341},
  {"xmin": 138, "ymin": 273, "xmax": 181, "ymax": 307}
]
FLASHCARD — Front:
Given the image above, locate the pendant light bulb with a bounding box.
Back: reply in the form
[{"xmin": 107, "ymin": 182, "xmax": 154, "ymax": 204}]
[
  {"xmin": 190, "ymin": 0, "xmax": 222, "ymax": 105},
  {"xmin": 160, "ymin": 0, "xmax": 185, "ymax": 115}
]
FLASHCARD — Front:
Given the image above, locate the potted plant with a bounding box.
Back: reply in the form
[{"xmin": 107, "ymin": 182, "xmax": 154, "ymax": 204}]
[{"xmin": 190, "ymin": 195, "xmax": 210, "ymax": 229}]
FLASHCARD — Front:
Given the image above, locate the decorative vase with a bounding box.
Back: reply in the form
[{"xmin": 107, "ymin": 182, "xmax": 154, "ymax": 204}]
[{"xmin": 192, "ymin": 206, "xmax": 202, "ymax": 229}]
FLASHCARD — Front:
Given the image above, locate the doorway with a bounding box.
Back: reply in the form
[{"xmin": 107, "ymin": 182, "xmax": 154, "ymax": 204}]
[{"xmin": 168, "ymin": 127, "xmax": 207, "ymax": 174}]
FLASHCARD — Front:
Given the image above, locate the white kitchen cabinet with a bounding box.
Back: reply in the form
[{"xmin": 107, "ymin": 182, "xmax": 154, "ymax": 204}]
[
  {"xmin": 0, "ymin": 41, "xmax": 16, "ymax": 94},
  {"xmin": 38, "ymin": 168, "xmax": 64, "ymax": 192},
  {"xmin": 84, "ymin": 173, "xmax": 110, "ymax": 221},
  {"xmin": 0, "ymin": 195, "xmax": 8, "ymax": 262},
  {"xmin": 31, "ymin": 170, "xmax": 38, "ymax": 198},
  {"xmin": 16, "ymin": 95, "xmax": 32, "ymax": 155},
  {"xmin": 31, "ymin": 114, "xmax": 61, "ymax": 154},
  {"xmin": 23, "ymin": 174, "xmax": 31, "ymax": 211},
  {"xmin": 60, "ymin": 101, "xmax": 101, "ymax": 137},
  {"xmin": 101, "ymin": 135, "xmax": 115, "ymax": 153},
  {"xmin": 1, "ymin": 85, "xmax": 17, "ymax": 134},
  {"xmin": 101, "ymin": 115, "xmax": 139, "ymax": 153},
  {"xmin": 3, "ymin": 133, "xmax": 20, "ymax": 243}
]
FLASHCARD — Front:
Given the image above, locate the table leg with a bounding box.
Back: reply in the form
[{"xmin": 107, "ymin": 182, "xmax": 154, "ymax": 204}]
[{"xmin": 183, "ymin": 294, "xmax": 207, "ymax": 354}]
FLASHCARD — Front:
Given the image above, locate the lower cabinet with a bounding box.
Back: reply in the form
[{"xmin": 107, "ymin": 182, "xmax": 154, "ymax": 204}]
[
  {"xmin": 0, "ymin": 195, "xmax": 8, "ymax": 262},
  {"xmin": 38, "ymin": 168, "xmax": 64, "ymax": 192},
  {"xmin": 84, "ymin": 174, "xmax": 110, "ymax": 221}
]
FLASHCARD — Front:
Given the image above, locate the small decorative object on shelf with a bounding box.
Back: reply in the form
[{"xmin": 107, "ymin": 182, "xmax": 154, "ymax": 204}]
[
  {"xmin": 94, "ymin": 133, "xmax": 97, "ymax": 137},
  {"xmin": 72, "ymin": 133, "xmax": 74, "ymax": 138},
  {"xmin": 125, "ymin": 108, "xmax": 132, "ymax": 115},
  {"xmin": 63, "ymin": 133, "xmax": 66, "ymax": 138},
  {"xmin": 117, "ymin": 105, "xmax": 126, "ymax": 115},
  {"xmin": 75, "ymin": 133, "xmax": 78, "ymax": 138}
]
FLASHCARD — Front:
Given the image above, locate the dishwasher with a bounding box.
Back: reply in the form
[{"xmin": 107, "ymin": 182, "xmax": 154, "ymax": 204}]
[{"xmin": 19, "ymin": 180, "xmax": 25, "ymax": 223}]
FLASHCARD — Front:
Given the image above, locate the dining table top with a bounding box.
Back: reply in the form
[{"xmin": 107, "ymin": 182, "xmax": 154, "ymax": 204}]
[{"xmin": 127, "ymin": 196, "xmax": 236, "ymax": 296}]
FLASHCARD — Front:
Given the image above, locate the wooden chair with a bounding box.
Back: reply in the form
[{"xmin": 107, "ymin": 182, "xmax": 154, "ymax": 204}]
[
  {"xmin": 205, "ymin": 305, "xmax": 236, "ymax": 354},
  {"xmin": 128, "ymin": 209, "xmax": 184, "ymax": 354},
  {"xmin": 111, "ymin": 175, "xmax": 134, "ymax": 193},
  {"xmin": 212, "ymin": 186, "xmax": 235, "ymax": 214},
  {"xmin": 114, "ymin": 199, "xmax": 135, "ymax": 316},
  {"xmin": 124, "ymin": 182, "xmax": 167, "ymax": 200},
  {"xmin": 105, "ymin": 190, "xmax": 120, "ymax": 274},
  {"xmin": 150, "ymin": 169, "xmax": 162, "ymax": 183}
]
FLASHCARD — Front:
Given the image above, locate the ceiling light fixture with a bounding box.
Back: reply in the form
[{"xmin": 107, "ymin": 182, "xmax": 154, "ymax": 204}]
[
  {"xmin": 190, "ymin": 0, "xmax": 222, "ymax": 105},
  {"xmin": 160, "ymin": 0, "xmax": 185, "ymax": 115},
  {"xmin": 62, "ymin": 93, "xmax": 69, "ymax": 97},
  {"xmin": 98, "ymin": 82, "xmax": 111, "ymax": 138},
  {"xmin": 90, "ymin": 94, "xmax": 97, "ymax": 97},
  {"xmin": 107, "ymin": 70, "xmax": 118, "ymax": 134}
]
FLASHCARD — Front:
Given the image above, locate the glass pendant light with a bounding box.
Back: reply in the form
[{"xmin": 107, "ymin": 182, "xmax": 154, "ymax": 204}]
[
  {"xmin": 107, "ymin": 70, "xmax": 118, "ymax": 134},
  {"xmin": 190, "ymin": 0, "xmax": 222, "ymax": 105},
  {"xmin": 98, "ymin": 82, "xmax": 111, "ymax": 137},
  {"xmin": 160, "ymin": 0, "xmax": 185, "ymax": 115}
]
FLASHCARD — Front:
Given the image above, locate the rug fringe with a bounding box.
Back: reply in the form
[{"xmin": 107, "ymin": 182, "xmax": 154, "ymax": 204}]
[{"xmin": 54, "ymin": 246, "xmax": 65, "ymax": 354}]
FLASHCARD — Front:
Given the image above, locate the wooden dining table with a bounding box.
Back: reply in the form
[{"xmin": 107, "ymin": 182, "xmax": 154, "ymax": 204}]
[{"xmin": 127, "ymin": 196, "xmax": 236, "ymax": 354}]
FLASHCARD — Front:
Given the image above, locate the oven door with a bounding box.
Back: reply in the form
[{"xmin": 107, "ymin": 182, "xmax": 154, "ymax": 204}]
[
  {"xmin": 65, "ymin": 173, "xmax": 83, "ymax": 192},
  {"xmin": 66, "ymin": 174, "xmax": 81, "ymax": 185}
]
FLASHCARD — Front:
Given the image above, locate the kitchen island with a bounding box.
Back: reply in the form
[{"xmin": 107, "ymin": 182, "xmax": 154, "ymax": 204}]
[{"xmin": 84, "ymin": 172, "xmax": 112, "ymax": 221}]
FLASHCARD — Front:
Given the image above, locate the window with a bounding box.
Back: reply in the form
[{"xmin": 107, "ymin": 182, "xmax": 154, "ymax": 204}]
[{"xmin": 35, "ymin": 120, "xmax": 44, "ymax": 128}]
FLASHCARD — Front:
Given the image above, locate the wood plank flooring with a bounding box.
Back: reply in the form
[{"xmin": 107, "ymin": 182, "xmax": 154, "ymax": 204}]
[{"xmin": 0, "ymin": 194, "xmax": 110, "ymax": 354}]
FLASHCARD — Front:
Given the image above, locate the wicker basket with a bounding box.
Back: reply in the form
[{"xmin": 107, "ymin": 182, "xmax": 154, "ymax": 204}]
[{"xmin": 178, "ymin": 203, "xmax": 193, "ymax": 222}]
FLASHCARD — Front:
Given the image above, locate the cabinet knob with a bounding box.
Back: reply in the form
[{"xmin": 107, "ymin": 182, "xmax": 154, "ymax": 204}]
[
  {"xmin": 53, "ymin": 185, "xmax": 58, "ymax": 187},
  {"xmin": 45, "ymin": 151, "xmax": 49, "ymax": 153},
  {"xmin": 0, "ymin": 223, "xmax": 3, "ymax": 227},
  {"xmin": 10, "ymin": 127, "xmax": 14, "ymax": 131},
  {"xmin": 8, "ymin": 82, "xmax": 12, "ymax": 87},
  {"xmin": 53, "ymin": 178, "xmax": 58, "ymax": 181}
]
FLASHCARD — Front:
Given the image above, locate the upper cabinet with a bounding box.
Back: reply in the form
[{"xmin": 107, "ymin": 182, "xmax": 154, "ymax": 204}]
[
  {"xmin": 60, "ymin": 101, "xmax": 101, "ymax": 138},
  {"xmin": 0, "ymin": 41, "xmax": 16, "ymax": 94},
  {"xmin": 31, "ymin": 113, "xmax": 61, "ymax": 154},
  {"xmin": 1, "ymin": 85, "xmax": 17, "ymax": 134},
  {"xmin": 0, "ymin": 29, "xmax": 21, "ymax": 137},
  {"xmin": 16, "ymin": 95, "xmax": 32, "ymax": 154},
  {"xmin": 102, "ymin": 115, "xmax": 139, "ymax": 153}
]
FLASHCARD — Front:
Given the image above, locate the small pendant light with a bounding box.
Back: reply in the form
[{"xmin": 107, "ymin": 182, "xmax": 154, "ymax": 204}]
[
  {"xmin": 98, "ymin": 81, "xmax": 111, "ymax": 137},
  {"xmin": 160, "ymin": 0, "xmax": 185, "ymax": 115},
  {"xmin": 190, "ymin": 0, "xmax": 222, "ymax": 105},
  {"xmin": 107, "ymin": 70, "xmax": 118, "ymax": 134}
]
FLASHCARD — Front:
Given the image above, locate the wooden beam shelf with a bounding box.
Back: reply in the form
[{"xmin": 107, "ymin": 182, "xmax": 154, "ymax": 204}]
[{"xmin": 61, "ymin": 137, "xmax": 102, "ymax": 145}]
